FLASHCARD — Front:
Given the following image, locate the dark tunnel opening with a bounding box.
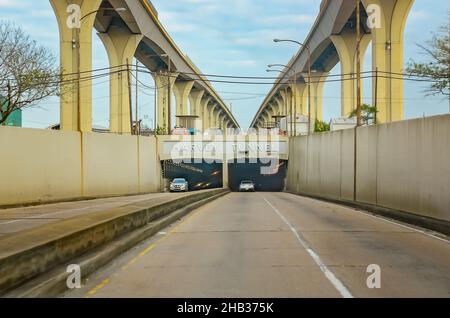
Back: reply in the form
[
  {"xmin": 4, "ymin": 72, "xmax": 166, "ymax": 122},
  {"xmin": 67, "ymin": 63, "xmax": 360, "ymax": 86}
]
[{"xmin": 228, "ymin": 159, "xmax": 288, "ymax": 192}]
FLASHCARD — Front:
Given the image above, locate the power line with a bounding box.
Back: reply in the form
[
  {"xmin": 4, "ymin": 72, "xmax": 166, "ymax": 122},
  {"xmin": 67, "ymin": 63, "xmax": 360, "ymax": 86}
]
[{"xmin": 2, "ymin": 65, "xmax": 443, "ymax": 93}]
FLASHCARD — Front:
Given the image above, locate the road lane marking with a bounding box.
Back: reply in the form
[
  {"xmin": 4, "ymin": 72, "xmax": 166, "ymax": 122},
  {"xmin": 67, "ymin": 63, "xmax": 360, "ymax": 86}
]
[
  {"xmin": 85, "ymin": 279, "xmax": 110, "ymax": 297},
  {"xmin": 262, "ymin": 195, "xmax": 354, "ymax": 298},
  {"xmin": 349, "ymin": 209, "xmax": 450, "ymax": 244},
  {"xmin": 83, "ymin": 198, "xmax": 214, "ymax": 297},
  {"xmin": 284, "ymin": 193, "xmax": 450, "ymax": 244}
]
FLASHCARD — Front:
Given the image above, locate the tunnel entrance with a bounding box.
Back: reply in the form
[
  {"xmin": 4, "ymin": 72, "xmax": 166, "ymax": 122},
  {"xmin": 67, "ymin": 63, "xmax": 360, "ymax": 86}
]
[
  {"xmin": 162, "ymin": 160, "xmax": 223, "ymax": 191},
  {"xmin": 228, "ymin": 159, "xmax": 288, "ymax": 192},
  {"xmin": 162, "ymin": 159, "xmax": 288, "ymax": 192}
]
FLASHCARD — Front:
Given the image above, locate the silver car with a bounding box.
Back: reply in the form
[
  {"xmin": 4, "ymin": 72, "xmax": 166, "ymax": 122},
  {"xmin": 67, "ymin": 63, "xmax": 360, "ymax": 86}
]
[
  {"xmin": 170, "ymin": 178, "xmax": 189, "ymax": 192},
  {"xmin": 239, "ymin": 180, "xmax": 255, "ymax": 192}
]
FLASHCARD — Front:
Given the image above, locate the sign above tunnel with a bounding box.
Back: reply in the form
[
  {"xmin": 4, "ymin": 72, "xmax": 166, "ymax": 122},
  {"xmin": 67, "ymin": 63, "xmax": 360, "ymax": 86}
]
[{"xmin": 159, "ymin": 136, "xmax": 289, "ymax": 162}]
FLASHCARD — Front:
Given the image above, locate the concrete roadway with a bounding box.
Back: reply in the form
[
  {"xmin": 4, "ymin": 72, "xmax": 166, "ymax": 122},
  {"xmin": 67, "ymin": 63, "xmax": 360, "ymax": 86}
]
[{"xmin": 65, "ymin": 192, "xmax": 450, "ymax": 298}]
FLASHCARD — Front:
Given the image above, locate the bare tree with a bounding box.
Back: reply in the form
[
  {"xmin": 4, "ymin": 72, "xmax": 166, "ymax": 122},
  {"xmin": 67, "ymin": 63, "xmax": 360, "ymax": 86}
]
[
  {"xmin": 0, "ymin": 21, "xmax": 60, "ymax": 125},
  {"xmin": 406, "ymin": 17, "xmax": 450, "ymax": 98}
]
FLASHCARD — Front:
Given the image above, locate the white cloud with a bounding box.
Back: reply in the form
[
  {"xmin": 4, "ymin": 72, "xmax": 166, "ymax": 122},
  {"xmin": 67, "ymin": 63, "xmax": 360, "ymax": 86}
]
[
  {"xmin": 159, "ymin": 10, "xmax": 198, "ymax": 33},
  {"xmin": 257, "ymin": 14, "xmax": 316, "ymax": 25},
  {"xmin": 0, "ymin": 0, "xmax": 23, "ymax": 8}
]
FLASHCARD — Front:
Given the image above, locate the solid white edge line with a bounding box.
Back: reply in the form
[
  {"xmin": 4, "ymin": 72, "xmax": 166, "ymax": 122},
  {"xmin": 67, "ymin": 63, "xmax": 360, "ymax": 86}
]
[
  {"xmin": 349, "ymin": 208, "xmax": 450, "ymax": 244},
  {"xmin": 295, "ymin": 194, "xmax": 450, "ymax": 244},
  {"xmin": 262, "ymin": 195, "xmax": 354, "ymax": 299}
]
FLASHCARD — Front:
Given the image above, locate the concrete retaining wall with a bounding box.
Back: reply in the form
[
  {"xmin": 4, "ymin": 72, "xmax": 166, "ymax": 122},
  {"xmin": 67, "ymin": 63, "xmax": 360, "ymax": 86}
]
[
  {"xmin": 0, "ymin": 127, "xmax": 161, "ymax": 206},
  {"xmin": 286, "ymin": 114, "xmax": 450, "ymax": 222}
]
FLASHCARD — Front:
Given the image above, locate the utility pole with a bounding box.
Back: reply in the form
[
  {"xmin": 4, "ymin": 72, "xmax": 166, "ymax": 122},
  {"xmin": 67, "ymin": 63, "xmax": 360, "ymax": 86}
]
[
  {"xmin": 167, "ymin": 57, "xmax": 172, "ymax": 135},
  {"xmin": 293, "ymin": 73, "xmax": 297, "ymax": 137},
  {"xmin": 126, "ymin": 59, "xmax": 133, "ymax": 134},
  {"xmin": 135, "ymin": 59, "xmax": 139, "ymax": 135},
  {"xmin": 76, "ymin": 27, "xmax": 81, "ymax": 132},
  {"xmin": 354, "ymin": 0, "xmax": 362, "ymax": 202},
  {"xmin": 374, "ymin": 67, "xmax": 378, "ymax": 124},
  {"xmin": 356, "ymin": 0, "xmax": 362, "ymax": 127},
  {"xmin": 154, "ymin": 77, "xmax": 157, "ymax": 131}
]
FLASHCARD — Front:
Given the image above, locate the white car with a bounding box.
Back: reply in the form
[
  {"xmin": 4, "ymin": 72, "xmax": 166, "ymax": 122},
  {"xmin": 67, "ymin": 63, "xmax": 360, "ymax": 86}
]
[
  {"xmin": 170, "ymin": 178, "xmax": 189, "ymax": 192},
  {"xmin": 239, "ymin": 180, "xmax": 255, "ymax": 192}
]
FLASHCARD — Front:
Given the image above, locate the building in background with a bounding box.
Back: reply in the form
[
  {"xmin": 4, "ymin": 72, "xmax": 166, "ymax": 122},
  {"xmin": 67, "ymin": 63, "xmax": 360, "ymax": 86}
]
[
  {"xmin": 0, "ymin": 95, "xmax": 22, "ymax": 127},
  {"xmin": 280, "ymin": 115, "xmax": 309, "ymax": 136},
  {"xmin": 330, "ymin": 117, "xmax": 356, "ymax": 131}
]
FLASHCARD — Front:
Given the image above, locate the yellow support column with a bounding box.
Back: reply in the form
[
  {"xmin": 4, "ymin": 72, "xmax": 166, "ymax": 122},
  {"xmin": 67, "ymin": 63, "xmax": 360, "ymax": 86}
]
[
  {"xmin": 262, "ymin": 112, "xmax": 270, "ymax": 127},
  {"xmin": 98, "ymin": 28, "xmax": 143, "ymax": 134},
  {"xmin": 215, "ymin": 109, "xmax": 223, "ymax": 129},
  {"xmin": 200, "ymin": 96, "xmax": 212, "ymax": 130},
  {"xmin": 173, "ymin": 81, "xmax": 194, "ymax": 126},
  {"xmin": 153, "ymin": 71, "xmax": 178, "ymax": 133},
  {"xmin": 220, "ymin": 114, "xmax": 226, "ymax": 130},
  {"xmin": 189, "ymin": 89, "xmax": 205, "ymax": 116},
  {"xmin": 267, "ymin": 105, "xmax": 274, "ymax": 122},
  {"xmin": 274, "ymin": 97, "xmax": 284, "ymax": 115},
  {"xmin": 303, "ymin": 72, "xmax": 329, "ymax": 122},
  {"xmin": 279, "ymin": 90, "xmax": 291, "ymax": 118},
  {"xmin": 330, "ymin": 30, "xmax": 371, "ymax": 117},
  {"xmin": 50, "ymin": 0, "xmax": 103, "ymax": 131},
  {"xmin": 291, "ymin": 83, "xmax": 308, "ymax": 116},
  {"xmin": 210, "ymin": 104, "xmax": 219, "ymax": 128},
  {"xmin": 362, "ymin": 0, "xmax": 414, "ymax": 122}
]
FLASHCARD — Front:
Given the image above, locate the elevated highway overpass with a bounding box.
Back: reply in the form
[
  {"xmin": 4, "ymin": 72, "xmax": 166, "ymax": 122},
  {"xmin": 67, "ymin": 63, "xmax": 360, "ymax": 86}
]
[
  {"xmin": 251, "ymin": 0, "xmax": 414, "ymax": 131},
  {"xmin": 50, "ymin": 0, "xmax": 239, "ymax": 134}
]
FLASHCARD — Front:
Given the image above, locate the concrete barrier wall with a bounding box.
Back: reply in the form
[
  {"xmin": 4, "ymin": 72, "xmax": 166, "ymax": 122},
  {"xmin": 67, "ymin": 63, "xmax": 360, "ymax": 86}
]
[
  {"xmin": 287, "ymin": 114, "xmax": 450, "ymax": 222},
  {"xmin": 0, "ymin": 127, "xmax": 160, "ymax": 206}
]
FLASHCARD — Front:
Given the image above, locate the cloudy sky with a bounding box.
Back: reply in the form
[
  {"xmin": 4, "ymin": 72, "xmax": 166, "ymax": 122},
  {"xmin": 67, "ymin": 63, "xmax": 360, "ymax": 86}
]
[{"xmin": 1, "ymin": 0, "xmax": 449, "ymax": 128}]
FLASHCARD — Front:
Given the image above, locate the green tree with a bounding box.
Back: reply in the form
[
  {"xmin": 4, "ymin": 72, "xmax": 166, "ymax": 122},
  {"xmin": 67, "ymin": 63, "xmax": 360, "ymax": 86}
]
[
  {"xmin": 155, "ymin": 126, "xmax": 167, "ymax": 135},
  {"xmin": 349, "ymin": 104, "xmax": 378, "ymax": 125},
  {"xmin": 314, "ymin": 119, "xmax": 330, "ymax": 133},
  {"xmin": 406, "ymin": 17, "xmax": 449, "ymax": 97},
  {"xmin": 0, "ymin": 22, "xmax": 60, "ymax": 125}
]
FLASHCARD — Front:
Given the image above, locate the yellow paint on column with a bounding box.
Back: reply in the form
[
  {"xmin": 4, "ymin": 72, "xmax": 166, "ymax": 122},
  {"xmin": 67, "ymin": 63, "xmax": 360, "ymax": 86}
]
[
  {"xmin": 215, "ymin": 109, "xmax": 223, "ymax": 129},
  {"xmin": 279, "ymin": 90, "xmax": 291, "ymax": 118},
  {"xmin": 274, "ymin": 97, "xmax": 284, "ymax": 116},
  {"xmin": 50, "ymin": 0, "xmax": 103, "ymax": 132},
  {"xmin": 98, "ymin": 28, "xmax": 143, "ymax": 134},
  {"xmin": 200, "ymin": 96, "xmax": 212, "ymax": 130},
  {"xmin": 188, "ymin": 89, "xmax": 205, "ymax": 116},
  {"xmin": 331, "ymin": 30, "xmax": 371, "ymax": 117},
  {"xmin": 362, "ymin": 0, "xmax": 414, "ymax": 123},
  {"xmin": 189, "ymin": 89, "xmax": 205, "ymax": 129},
  {"xmin": 173, "ymin": 81, "xmax": 194, "ymax": 125},
  {"xmin": 291, "ymin": 83, "xmax": 307, "ymax": 115},
  {"xmin": 304, "ymin": 72, "xmax": 329, "ymax": 122},
  {"xmin": 153, "ymin": 72, "xmax": 178, "ymax": 132},
  {"xmin": 209, "ymin": 104, "xmax": 219, "ymax": 128}
]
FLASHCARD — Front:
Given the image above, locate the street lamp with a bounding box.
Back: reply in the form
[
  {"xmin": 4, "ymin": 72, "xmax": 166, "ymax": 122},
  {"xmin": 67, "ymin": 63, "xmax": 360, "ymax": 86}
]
[
  {"xmin": 74, "ymin": 7, "xmax": 127, "ymax": 132},
  {"xmin": 268, "ymin": 64, "xmax": 298, "ymax": 136},
  {"xmin": 273, "ymin": 39, "xmax": 312, "ymax": 135}
]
